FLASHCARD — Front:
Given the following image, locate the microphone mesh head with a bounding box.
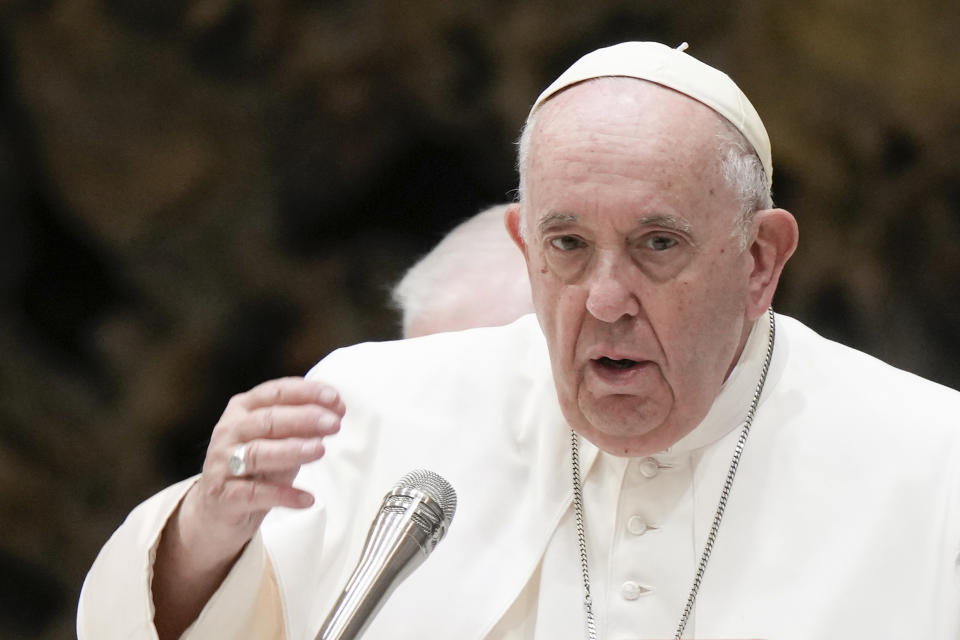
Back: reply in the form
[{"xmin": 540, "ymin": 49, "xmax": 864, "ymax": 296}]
[{"xmin": 395, "ymin": 469, "xmax": 457, "ymax": 524}]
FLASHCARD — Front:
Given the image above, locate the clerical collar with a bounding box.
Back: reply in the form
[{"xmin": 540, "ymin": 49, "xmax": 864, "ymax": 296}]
[{"xmin": 664, "ymin": 311, "xmax": 773, "ymax": 456}]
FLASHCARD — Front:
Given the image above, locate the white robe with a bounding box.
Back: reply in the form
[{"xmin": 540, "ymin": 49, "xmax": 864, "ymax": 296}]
[{"xmin": 78, "ymin": 313, "xmax": 960, "ymax": 639}]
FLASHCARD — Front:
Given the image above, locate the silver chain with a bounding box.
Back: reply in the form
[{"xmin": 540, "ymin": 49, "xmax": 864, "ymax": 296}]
[
  {"xmin": 571, "ymin": 426, "xmax": 599, "ymax": 640},
  {"xmin": 571, "ymin": 308, "xmax": 776, "ymax": 639}
]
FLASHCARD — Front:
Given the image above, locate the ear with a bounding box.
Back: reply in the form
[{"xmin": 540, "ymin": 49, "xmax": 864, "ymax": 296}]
[
  {"xmin": 745, "ymin": 208, "xmax": 799, "ymax": 319},
  {"xmin": 504, "ymin": 203, "xmax": 527, "ymax": 256}
]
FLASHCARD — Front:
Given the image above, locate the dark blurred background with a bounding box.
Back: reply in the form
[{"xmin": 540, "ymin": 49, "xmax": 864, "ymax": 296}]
[{"xmin": 0, "ymin": 1, "xmax": 957, "ymax": 638}]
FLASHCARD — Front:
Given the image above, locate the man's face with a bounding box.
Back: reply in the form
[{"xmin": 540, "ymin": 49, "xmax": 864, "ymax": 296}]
[{"xmin": 515, "ymin": 79, "xmax": 760, "ymax": 456}]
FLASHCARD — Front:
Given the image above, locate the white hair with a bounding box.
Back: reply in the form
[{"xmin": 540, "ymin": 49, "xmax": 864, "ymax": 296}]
[
  {"xmin": 716, "ymin": 117, "xmax": 774, "ymax": 249},
  {"xmin": 391, "ymin": 204, "xmax": 533, "ymax": 337},
  {"xmin": 514, "ymin": 80, "xmax": 772, "ymax": 249}
]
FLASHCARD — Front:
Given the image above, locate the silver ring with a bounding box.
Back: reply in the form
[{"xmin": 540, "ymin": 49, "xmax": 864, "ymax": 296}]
[{"xmin": 228, "ymin": 443, "xmax": 248, "ymax": 477}]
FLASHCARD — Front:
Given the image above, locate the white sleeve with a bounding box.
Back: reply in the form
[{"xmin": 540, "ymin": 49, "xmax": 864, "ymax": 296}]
[{"xmin": 76, "ymin": 477, "xmax": 285, "ymax": 639}]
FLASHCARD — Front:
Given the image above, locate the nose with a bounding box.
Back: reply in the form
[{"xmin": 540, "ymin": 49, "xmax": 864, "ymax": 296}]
[{"xmin": 584, "ymin": 257, "xmax": 640, "ymax": 323}]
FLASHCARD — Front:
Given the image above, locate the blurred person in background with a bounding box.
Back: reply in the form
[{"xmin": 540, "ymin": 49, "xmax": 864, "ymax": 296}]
[{"xmin": 392, "ymin": 203, "xmax": 534, "ymax": 338}]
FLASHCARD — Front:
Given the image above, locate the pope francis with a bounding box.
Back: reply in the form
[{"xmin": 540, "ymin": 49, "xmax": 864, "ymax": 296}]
[{"xmin": 78, "ymin": 42, "xmax": 960, "ymax": 640}]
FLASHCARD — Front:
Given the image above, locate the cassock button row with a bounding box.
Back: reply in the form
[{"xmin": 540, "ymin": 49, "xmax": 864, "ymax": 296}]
[
  {"xmin": 626, "ymin": 516, "xmax": 649, "ymax": 535},
  {"xmin": 621, "ymin": 581, "xmax": 651, "ymax": 600},
  {"xmin": 638, "ymin": 457, "xmax": 660, "ymax": 478}
]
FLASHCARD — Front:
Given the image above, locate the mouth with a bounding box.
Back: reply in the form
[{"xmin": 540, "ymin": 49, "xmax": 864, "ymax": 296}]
[
  {"xmin": 586, "ymin": 355, "xmax": 656, "ymax": 388},
  {"xmin": 595, "ymin": 356, "xmax": 642, "ymax": 370}
]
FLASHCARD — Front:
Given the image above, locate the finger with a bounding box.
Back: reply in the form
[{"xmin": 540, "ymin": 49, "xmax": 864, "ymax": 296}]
[
  {"xmin": 238, "ymin": 438, "xmax": 327, "ymax": 476},
  {"xmin": 211, "ymin": 478, "xmax": 316, "ymax": 516},
  {"xmin": 231, "ymin": 404, "xmax": 341, "ymax": 443},
  {"xmin": 232, "ymin": 377, "xmax": 345, "ymax": 414}
]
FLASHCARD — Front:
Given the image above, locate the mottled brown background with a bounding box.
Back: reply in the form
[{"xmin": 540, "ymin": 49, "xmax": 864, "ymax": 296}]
[{"xmin": 0, "ymin": 1, "xmax": 957, "ymax": 638}]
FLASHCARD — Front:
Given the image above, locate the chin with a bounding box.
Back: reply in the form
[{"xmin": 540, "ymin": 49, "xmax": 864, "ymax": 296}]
[
  {"xmin": 575, "ymin": 426, "xmax": 671, "ymax": 457},
  {"xmin": 575, "ymin": 406, "xmax": 675, "ymax": 457}
]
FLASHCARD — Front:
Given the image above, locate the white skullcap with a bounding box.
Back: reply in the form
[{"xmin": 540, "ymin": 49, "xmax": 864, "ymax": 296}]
[{"xmin": 531, "ymin": 41, "xmax": 772, "ymax": 183}]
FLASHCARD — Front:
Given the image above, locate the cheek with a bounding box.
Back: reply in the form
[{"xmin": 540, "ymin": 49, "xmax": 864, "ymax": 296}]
[
  {"xmin": 667, "ymin": 274, "xmax": 749, "ymax": 367},
  {"xmin": 531, "ymin": 284, "xmax": 587, "ymax": 371},
  {"xmin": 652, "ymin": 270, "xmax": 741, "ymax": 344},
  {"xmin": 679, "ymin": 252, "xmax": 749, "ymax": 310},
  {"xmin": 541, "ymin": 291, "xmax": 582, "ymax": 342},
  {"xmin": 528, "ymin": 252, "xmax": 568, "ymax": 309}
]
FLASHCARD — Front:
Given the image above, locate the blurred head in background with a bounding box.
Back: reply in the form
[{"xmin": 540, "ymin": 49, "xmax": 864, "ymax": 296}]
[{"xmin": 392, "ymin": 203, "xmax": 534, "ymax": 338}]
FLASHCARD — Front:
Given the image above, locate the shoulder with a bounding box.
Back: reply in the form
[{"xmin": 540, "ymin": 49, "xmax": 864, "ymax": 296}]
[
  {"xmin": 777, "ymin": 314, "xmax": 959, "ymax": 396},
  {"xmin": 307, "ymin": 313, "xmax": 548, "ymax": 398},
  {"xmin": 774, "ymin": 313, "xmax": 960, "ymax": 436},
  {"xmin": 300, "ymin": 313, "xmax": 557, "ymax": 465},
  {"xmin": 769, "ymin": 314, "xmax": 960, "ymax": 539}
]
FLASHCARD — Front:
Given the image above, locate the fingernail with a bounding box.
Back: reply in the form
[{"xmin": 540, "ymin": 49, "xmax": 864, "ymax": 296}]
[
  {"xmin": 297, "ymin": 493, "xmax": 314, "ymax": 507},
  {"xmin": 319, "ymin": 387, "xmax": 338, "ymax": 405},
  {"xmin": 317, "ymin": 413, "xmax": 337, "ymax": 431}
]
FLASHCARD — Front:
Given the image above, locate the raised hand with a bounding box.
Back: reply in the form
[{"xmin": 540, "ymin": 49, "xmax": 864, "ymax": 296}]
[{"xmin": 153, "ymin": 376, "xmax": 345, "ymax": 639}]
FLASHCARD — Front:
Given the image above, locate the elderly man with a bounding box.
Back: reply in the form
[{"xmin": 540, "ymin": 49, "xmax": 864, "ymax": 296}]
[
  {"xmin": 79, "ymin": 42, "xmax": 960, "ymax": 639},
  {"xmin": 392, "ymin": 203, "xmax": 534, "ymax": 338}
]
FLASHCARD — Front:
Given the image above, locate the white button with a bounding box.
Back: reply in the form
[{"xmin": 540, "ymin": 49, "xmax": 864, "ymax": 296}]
[
  {"xmin": 638, "ymin": 457, "xmax": 659, "ymax": 478},
  {"xmin": 621, "ymin": 581, "xmax": 650, "ymax": 600},
  {"xmin": 627, "ymin": 516, "xmax": 649, "ymax": 535}
]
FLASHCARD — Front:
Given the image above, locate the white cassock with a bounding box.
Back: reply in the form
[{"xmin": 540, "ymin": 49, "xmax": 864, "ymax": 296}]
[{"xmin": 78, "ymin": 312, "xmax": 960, "ymax": 639}]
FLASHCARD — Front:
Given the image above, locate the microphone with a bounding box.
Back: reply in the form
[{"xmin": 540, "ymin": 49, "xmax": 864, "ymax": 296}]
[{"xmin": 316, "ymin": 469, "xmax": 458, "ymax": 640}]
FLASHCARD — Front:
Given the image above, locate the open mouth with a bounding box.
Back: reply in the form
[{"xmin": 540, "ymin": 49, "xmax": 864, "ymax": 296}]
[{"xmin": 595, "ymin": 357, "xmax": 640, "ymax": 370}]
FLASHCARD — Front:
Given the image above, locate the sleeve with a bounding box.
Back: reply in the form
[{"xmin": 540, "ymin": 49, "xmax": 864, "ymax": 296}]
[
  {"xmin": 76, "ymin": 478, "xmax": 285, "ymax": 640},
  {"xmin": 180, "ymin": 535, "xmax": 284, "ymax": 640}
]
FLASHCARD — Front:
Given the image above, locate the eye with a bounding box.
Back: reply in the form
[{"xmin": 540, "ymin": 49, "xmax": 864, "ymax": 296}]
[
  {"xmin": 643, "ymin": 234, "xmax": 679, "ymax": 251},
  {"xmin": 549, "ymin": 235, "xmax": 586, "ymax": 251}
]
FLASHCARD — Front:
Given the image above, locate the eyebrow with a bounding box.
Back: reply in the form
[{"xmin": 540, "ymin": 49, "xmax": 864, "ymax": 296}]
[
  {"xmin": 536, "ymin": 211, "xmax": 694, "ymax": 237},
  {"xmin": 637, "ymin": 214, "xmax": 693, "ymax": 236},
  {"xmin": 536, "ymin": 212, "xmax": 578, "ymax": 235}
]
